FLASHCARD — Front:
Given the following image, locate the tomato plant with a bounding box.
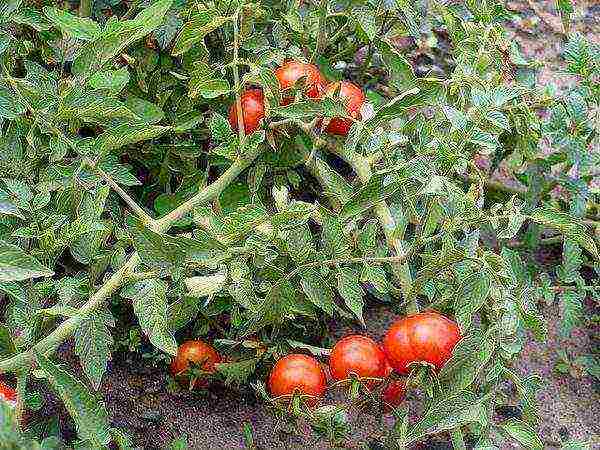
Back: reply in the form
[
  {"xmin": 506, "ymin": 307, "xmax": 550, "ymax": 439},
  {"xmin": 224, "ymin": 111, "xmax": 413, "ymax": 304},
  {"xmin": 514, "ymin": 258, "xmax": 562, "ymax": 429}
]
[
  {"xmin": 383, "ymin": 312, "xmax": 461, "ymax": 374},
  {"xmin": 268, "ymin": 354, "xmax": 327, "ymax": 406},
  {"xmin": 328, "ymin": 335, "xmax": 388, "ymax": 383},
  {"xmin": 0, "ymin": 0, "xmax": 597, "ymax": 448},
  {"xmin": 170, "ymin": 340, "xmax": 221, "ymax": 389}
]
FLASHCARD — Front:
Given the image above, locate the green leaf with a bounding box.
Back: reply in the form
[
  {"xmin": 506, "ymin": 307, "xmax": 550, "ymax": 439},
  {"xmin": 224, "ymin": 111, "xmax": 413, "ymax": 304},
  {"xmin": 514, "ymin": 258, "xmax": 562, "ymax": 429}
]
[
  {"xmin": 73, "ymin": 307, "xmax": 115, "ymax": 390},
  {"xmin": 353, "ymin": 7, "xmax": 376, "ymax": 41},
  {"xmin": 437, "ymin": 331, "xmax": 494, "ymax": 395},
  {"xmin": 486, "ymin": 110, "xmax": 510, "ymax": 131},
  {"xmin": 337, "ymin": 267, "xmax": 365, "ymax": 326},
  {"xmin": 0, "ymin": 324, "xmax": 16, "ymax": 358},
  {"xmin": 88, "ymin": 67, "xmax": 130, "ymax": 93},
  {"xmin": 442, "ymin": 106, "xmax": 468, "ymax": 131},
  {"xmin": 43, "ymin": 7, "xmax": 101, "ymax": 41},
  {"xmin": 321, "ymin": 209, "xmax": 351, "ymax": 259},
  {"xmin": 73, "ymin": 0, "xmax": 174, "ymax": 77},
  {"xmin": 558, "ymin": 290, "xmax": 583, "ymax": 338},
  {"xmin": 272, "ymin": 99, "xmax": 346, "ymax": 119},
  {"xmin": 406, "ymin": 392, "xmax": 486, "ymax": 442},
  {"xmin": 500, "ymin": 419, "xmax": 543, "ymax": 450},
  {"xmin": 0, "ymin": 240, "xmax": 54, "ymax": 282},
  {"xmin": 454, "ymin": 272, "xmax": 491, "ymax": 330},
  {"xmin": 121, "ymin": 279, "xmax": 177, "ymax": 355},
  {"xmin": 0, "ymin": 281, "xmax": 27, "ymax": 303},
  {"xmin": 188, "ymin": 66, "xmax": 230, "ymax": 99},
  {"xmin": 210, "ymin": 113, "xmax": 234, "ymax": 143},
  {"xmin": 216, "ymin": 358, "xmax": 258, "ymax": 387},
  {"xmin": 299, "ymin": 268, "xmax": 334, "ymax": 315},
  {"xmin": 529, "ymin": 207, "xmax": 598, "ymax": 258},
  {"xmin": 124, "ymin": 97, "xmax": 165, "ymax": 124},
  {"xmin": 0, "ymin": 83, "xmax": 26, "ymax": 119},
  {"xmin": 167, "ymin": 296, "xmax": 202, "ymax": 332},
  {"xmin": 340, "ymin": 173, "xmax": 404, "ymax": 220},
  {"xmin": 94, "ymin": 123, "xmax": 170, "ymax": 153},
  {"xmin": 35, "ymin": 352, "xmax": 111, "ymax": 446},
  {"xmin": 172, "ymin": 13, "xmax": 229, "ymax": 56}
]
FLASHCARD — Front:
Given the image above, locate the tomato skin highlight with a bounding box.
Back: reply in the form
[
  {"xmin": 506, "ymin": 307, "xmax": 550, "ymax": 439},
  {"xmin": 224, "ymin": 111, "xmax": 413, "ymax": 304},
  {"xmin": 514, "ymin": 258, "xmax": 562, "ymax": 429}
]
[
  {"xmin": 323, "ymin": 81, "xmax": 365, "ymax": 136},
  {"xmin": 328, "ymin": 335, "xmax": 388, "ymax": 383},
  {"xmin": 170, "ymin": 340, "xmax": 222, "ymax": 389},
  {"xmin": 0, "ymin": 381, "xmax": 16, "ymax": 407},
  {"xmin": 275, "ymin": 60, "xmax": 327, "ymax": 105},
  {"xmin": 383, "ymin": 311, "xmax": 461, "ymax": 374},
  {"xmin": 228, "ymin": 89, "xmax": 265, "ymax": 134},
  {"xmin": 268, "ymin": 354, "xmax": 326, "ymax": 405}
]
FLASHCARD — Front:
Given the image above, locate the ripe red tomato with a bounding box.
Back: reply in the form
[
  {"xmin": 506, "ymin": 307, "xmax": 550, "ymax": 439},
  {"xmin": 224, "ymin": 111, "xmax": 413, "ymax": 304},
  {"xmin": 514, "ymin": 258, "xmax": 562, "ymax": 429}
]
[
  {"xmin": 275, "ymin": 60, "xmax": 327, "ymax": 105},
  {"xmin": 228, "ymin": 89, "xmax": 265, "ymax": 134},
  {"xmin": 0, "ymin": 381, "xmax": 16, "ymax": 407},
  {"xmin": 268, "ymin": 354, "xmax": 326, "ymax": 405},
  {"xmin": 170, "ymin": 340, "xmax": 222, "ymax": 389},
  {"xmin": 383, "ymin": 311, "xmax": 461, "ymax": 374},
  {"xmin": 382, "ymin": 380, "xmax": 405, "ymax": 411},
  {"xmin": 328, "ymin": 335, "xmax": 388, "ymax": 383},
  {"xmin": 323, "ymin": 81, "xmax": 365, "ymax": 136}
]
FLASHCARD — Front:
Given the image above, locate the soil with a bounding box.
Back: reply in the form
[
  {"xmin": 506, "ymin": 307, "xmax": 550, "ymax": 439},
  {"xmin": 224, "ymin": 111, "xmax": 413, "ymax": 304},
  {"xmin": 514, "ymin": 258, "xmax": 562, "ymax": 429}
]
[{"xmin": 22, "ymin": 1, "xmax": 600, "ymax": 449}]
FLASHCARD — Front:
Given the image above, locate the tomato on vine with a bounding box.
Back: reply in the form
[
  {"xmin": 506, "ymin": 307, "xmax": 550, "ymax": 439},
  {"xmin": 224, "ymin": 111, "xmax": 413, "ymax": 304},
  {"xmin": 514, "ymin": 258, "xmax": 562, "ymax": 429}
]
[
  {"xmin": 0, "ymin": 381, "xmax": 16, "ymax": 407},
  {"xmin": 275, "ymin": 60, "xmax": 327, "ymax": 104},
  {"xmin": 170, "ymin": 340, "xmax": 222, "ymax": 390},
  {"xmin": 228, "ymin": 89, "xmax": 265, "ymax": 134},
  {"xmin": 323, "ymin": 81, "xmax": 365, "ymax": 136},
  {"xmin": 268, "ymin": 354, "xmax": 326, "ymax": 406},
  {"xmin": 328, "ymin": 335, "xmax": 388, "ymax": 385},
  {"xmin": 383, "ymin": 311, "xmax": 461, "ymax": 374}
]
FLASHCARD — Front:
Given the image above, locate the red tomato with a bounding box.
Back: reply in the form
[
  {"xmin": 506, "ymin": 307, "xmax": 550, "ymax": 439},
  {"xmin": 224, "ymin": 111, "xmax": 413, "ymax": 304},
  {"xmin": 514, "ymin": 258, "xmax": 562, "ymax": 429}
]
[
  {"xmin": 383, "ymin": 311, "xmax": 461, "ymax": 374},
  {"xmin": 274, "ymin": 60, "xmax": 327, "ymax": 105},
  {"xmin": 329, "ymin": 335, "xmax": 388, "ymax": 383},
  {"xmin": 323, "ymin": 81, "xmax": 365, "ymax": 136},
  {"xmin": 382, "ymin": 380, "xmax": 406, "ymax": 411},
  {"xmin": 268, "ymin": 354, "xmax": 326, "ymax": 405},
  {"xmin": 0, "ymin": 380, "xmax": 16, "ymax": 407},
  {"xmin": 170, "ymin": 340, "xmax": 222, "ymax": 389},
  {"xmin": 228, "ymin": 89, "xmax": 265, "ymax": 134}
]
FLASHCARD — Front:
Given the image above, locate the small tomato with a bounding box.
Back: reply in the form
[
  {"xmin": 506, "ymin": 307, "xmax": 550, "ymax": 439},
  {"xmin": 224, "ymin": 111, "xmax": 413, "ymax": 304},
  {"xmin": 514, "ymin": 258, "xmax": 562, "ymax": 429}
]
[
  {"xmin": 0, "ymin": 381, "xmax": 16, "ymax": 407},
  {"xmin": 328, "ymin": 335, "xmax": 388, "ymax": 384},
  {"xmin": 323, "ymin": 81, "xmax": 365, "ymax": 136},
  {"xmin": 170, "ymin": 340, "xmax": 222, "ymax": 389},
  {"xmin": 383, "ymin": 311, "xmax": 461, "ymax": 374},
  {"xmin": 228, "ymin": 89, "xmax": 265, "ymax": 134},
  {"xmin": 274, "ymin": 60, "xmax": 327, "ymax": 105},
  {"xmin": 268, "ymin": 354, "xmax": 326, "ymax": 406},
  {"xmin": 382, "ymin": 380, "xmax": 406, "ymax": 411}
]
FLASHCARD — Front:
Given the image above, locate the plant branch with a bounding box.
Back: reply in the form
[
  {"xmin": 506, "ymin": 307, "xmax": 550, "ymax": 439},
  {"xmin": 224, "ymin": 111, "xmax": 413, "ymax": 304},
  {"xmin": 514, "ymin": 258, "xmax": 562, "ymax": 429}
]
[
  {"xmin": 232, "ymin": 8, "xmax": 246, "ymax": 143},
  {"xmin": 85, "ymin": 159, "xmax": 154, "ymax": 226},
  {"xmin": 0, "ymin": 151, "xmax": 262, "ymax": 372},
  {"xmin": 294, "ymin": 121, "xmax": 415, "ymax": 310},
  {"xmin": 450, "ymin": 428, "xmax": 467, "ymax": 450},
  {"xmin": 79, "ymin": 0, "xmax": 93, "ymax": 17}
]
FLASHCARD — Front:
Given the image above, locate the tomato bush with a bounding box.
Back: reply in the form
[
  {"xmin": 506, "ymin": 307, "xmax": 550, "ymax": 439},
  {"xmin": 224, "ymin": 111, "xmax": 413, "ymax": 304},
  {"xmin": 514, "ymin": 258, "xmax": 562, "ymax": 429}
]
[{"xmin": 0, "ymin": 0, "xmax": 598, "ymax": 448}]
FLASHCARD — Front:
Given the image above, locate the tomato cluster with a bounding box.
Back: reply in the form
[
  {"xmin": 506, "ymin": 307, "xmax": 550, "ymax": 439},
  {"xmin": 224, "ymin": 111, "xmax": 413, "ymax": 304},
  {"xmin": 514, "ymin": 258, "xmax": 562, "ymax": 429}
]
[
  {"xmin": 170, "ymin": 313, "xmax": 460, "ymax": 414},
  {"xmin": 228, "ymin": 60, "xmax": 365, "ymax": 137},
  {"xmin": 266, "ymin": 311, "xmax": 461, "ymax": 411}
]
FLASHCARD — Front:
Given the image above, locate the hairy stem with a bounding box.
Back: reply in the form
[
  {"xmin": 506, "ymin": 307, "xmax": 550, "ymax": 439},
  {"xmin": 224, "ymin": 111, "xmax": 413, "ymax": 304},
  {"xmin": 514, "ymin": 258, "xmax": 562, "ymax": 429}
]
[{"xmin": 450, "ymin": 428, "xmax": 467, "ymax": 450}]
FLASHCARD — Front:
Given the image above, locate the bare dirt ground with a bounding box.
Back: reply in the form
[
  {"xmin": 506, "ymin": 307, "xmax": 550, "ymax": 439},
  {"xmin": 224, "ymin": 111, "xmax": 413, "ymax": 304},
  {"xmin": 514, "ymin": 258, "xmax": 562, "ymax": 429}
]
[{"xmin": 27, "ymin": 1, "xmax": 600, "ymax": 449}]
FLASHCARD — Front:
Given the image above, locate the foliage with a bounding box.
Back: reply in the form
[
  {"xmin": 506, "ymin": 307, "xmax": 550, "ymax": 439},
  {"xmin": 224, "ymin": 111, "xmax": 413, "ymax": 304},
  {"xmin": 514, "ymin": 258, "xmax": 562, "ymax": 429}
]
[{"xmin": 0, "ymin": 0, "xmax": 598, "ymax": 448}]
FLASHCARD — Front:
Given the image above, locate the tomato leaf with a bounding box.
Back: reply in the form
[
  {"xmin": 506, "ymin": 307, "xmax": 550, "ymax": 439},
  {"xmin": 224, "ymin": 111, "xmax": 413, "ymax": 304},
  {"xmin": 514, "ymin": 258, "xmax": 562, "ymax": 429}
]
[
  {"xmin": 35, "ymin": 352, "xmax": 111, "ymax": 446},
  {"xmin": 0, "ymin": 240, "xmax": 54, "ymax": 282}
]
